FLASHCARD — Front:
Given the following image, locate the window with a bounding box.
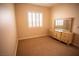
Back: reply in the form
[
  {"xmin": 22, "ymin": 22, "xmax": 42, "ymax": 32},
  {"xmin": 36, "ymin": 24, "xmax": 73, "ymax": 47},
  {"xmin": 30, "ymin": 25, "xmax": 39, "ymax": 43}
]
[{"xmin": 28, "ymin": 11, "xmax": 43, "ymax": 27}]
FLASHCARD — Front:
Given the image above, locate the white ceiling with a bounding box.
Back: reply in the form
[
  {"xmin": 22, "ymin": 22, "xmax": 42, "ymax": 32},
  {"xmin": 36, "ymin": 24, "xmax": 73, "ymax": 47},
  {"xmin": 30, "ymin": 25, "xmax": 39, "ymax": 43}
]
[{"xmin": 31, "ymin": 3, "xmax": 56, "ymax": 7}]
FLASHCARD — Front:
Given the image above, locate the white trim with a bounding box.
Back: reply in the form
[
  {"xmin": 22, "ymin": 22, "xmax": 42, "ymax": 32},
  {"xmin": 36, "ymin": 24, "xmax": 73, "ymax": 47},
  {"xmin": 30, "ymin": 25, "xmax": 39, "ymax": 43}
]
[{"xmin": 18, "ymin": 34, "xmax": 48, "ymax": 40}]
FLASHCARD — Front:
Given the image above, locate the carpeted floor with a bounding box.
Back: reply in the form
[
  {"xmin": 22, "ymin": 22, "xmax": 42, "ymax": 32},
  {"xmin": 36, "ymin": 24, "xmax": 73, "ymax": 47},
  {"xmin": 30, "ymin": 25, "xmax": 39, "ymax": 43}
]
[{"xmin": 16, "ymin": 36, "xmax": 79, "ymax": 56}]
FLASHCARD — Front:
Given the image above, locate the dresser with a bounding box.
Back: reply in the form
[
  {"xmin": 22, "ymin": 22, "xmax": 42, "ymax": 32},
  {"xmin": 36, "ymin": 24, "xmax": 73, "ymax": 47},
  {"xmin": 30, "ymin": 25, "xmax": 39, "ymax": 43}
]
[{"xmin": 48, "ymin": 29, "xmax": 74, "ymax": 45}]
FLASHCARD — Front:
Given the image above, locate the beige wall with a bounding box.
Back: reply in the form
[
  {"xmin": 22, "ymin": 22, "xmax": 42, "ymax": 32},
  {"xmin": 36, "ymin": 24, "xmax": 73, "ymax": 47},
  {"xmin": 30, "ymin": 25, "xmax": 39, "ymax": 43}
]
[
  {"xmin": 15, "ymin": 4, "xmax": 51, "ymax": 39},
  {"xmin": 0, "ymin": 4, "xmax": 17, "ymax": 55},
  {"xmin": 51, "ymin": 4, "xmax": 79, "ymax": 34},
  {"xmin": 51, "ymin": 4, "xmax": 79, "ymax": 47}
]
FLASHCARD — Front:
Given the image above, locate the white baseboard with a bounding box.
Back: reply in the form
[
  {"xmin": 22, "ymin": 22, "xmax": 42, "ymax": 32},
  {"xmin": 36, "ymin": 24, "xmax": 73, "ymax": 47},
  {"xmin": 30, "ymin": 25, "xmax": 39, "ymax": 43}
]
[{"xmin": 18, "ymin": 34, "xmax": 48, "ymax": 40}]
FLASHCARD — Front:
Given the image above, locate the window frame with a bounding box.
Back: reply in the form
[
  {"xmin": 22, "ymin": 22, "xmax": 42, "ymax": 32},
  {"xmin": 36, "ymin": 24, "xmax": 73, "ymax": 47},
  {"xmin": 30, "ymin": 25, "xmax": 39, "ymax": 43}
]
[{"xmin": 28, "ymin": 11, "xmax": 43, "ymax": 28}]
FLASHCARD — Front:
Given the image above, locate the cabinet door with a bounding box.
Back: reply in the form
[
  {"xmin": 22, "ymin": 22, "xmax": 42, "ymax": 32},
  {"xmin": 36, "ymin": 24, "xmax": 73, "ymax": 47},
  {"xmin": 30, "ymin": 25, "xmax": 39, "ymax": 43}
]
[
  {"xmin": 61, "ymin": 32, "xmax": 68, "ymax": 43},
  {"xmin": 53, "ymin": 32, "xmax": 57, "ymax": 38},
  {"xmin": 61, "ymin": 32, "xmax": 73, "ymax": 44},
  {"xmin": 48, "ymin": 30, "xmax": 56, "ymax": 38},
  {"xmin": 56, "ymin": 32, "xmax": 61, "ymax": 40},
  {"xmin": 66, "ymin": 33, "xmax": 73, "ymax": 44}
]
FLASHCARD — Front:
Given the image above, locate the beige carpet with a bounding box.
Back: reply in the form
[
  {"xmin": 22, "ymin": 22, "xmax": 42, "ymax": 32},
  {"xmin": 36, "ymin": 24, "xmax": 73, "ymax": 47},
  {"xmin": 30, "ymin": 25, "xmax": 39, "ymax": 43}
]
[{"xmin": 17, "ymin": 36, "xmax": 79, "ymax": 56}]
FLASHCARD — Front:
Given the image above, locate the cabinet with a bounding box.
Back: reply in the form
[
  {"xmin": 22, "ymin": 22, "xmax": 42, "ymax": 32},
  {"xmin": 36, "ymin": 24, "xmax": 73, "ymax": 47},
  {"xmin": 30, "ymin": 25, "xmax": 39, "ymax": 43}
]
[{"xmin": 48, "ymin": 29, "xmax": 73, "ymax": 45}]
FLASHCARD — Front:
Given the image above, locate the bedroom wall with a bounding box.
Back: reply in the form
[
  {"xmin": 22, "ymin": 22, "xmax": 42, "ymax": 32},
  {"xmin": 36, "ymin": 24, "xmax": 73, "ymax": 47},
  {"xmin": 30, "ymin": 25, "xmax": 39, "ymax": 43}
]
[
  {"xmin": 51, "ymin": 3, "xmax": 79, "ymax": 47},
  {"xmin": 0, "ymin": 4, "xmax": 17, "ymax": 55},
  {"xmin": 15, "ymin": 4, "xmax": 51, "ymax": 40}
]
